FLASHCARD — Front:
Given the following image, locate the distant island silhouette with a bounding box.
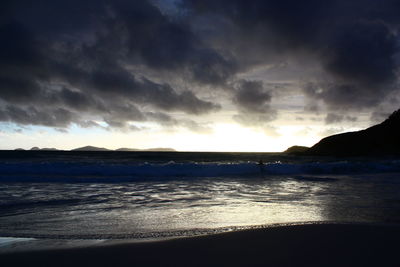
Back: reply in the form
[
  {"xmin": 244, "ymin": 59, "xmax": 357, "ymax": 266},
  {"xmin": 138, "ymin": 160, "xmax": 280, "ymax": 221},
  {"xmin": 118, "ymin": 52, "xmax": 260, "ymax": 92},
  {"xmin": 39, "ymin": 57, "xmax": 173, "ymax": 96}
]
[
  {"xmin": 28, "ymin": 147, "xmax": 58, "ymax": 151},
  {"xmin": 12, "ymin": 109, "xmax": 400, "ymax": 156},
  {"xmin": 14, "ymin": 146, "xmax": 176, "ymax": 152},
  {"xmin": 71, "ymin": 146, "xmax": 111, "ymax": 151},
  {"xmin": 287, "ymin": 109, "xmax": 400, "ymax": 156},
  {"xmin": 72, "ymin": 146, "xmax": 176, "ymax": 152}
]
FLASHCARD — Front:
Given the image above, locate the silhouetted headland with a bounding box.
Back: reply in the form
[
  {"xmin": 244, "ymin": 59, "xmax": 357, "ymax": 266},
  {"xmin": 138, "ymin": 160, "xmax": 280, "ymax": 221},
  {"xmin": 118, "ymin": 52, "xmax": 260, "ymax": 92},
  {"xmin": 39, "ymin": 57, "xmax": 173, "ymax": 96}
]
[
  {"xmin": 284, "ymin": 145, "xmax": 309, "ymax": 154},
  {"xmin": 287, "ymin": 109, "xmax": 400, "ymax": 156}
]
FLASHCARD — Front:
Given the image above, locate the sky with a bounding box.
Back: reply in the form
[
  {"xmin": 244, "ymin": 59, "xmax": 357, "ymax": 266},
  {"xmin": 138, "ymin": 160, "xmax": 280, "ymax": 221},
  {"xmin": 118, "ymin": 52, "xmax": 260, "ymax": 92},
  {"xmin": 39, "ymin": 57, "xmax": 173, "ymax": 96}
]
[{"xmin": 0, "ymin": 0, "xmax": 399, "ymax": 151}]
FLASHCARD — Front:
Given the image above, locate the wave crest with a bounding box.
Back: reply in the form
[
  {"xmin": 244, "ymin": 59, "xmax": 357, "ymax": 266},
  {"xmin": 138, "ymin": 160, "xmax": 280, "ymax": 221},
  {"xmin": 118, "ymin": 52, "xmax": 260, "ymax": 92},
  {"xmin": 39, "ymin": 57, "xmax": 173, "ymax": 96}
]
[{"xmin": 0, "ymin": 160, "xmax": 400, "ymax": 182}]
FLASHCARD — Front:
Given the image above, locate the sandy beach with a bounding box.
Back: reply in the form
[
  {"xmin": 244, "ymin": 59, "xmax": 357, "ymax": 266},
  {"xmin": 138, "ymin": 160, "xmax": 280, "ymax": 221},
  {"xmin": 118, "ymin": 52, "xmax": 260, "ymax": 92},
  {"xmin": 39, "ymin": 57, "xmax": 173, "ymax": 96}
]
[{"xmin": 1, "ymin": 223, "xmax": 399, "ymax": 267}]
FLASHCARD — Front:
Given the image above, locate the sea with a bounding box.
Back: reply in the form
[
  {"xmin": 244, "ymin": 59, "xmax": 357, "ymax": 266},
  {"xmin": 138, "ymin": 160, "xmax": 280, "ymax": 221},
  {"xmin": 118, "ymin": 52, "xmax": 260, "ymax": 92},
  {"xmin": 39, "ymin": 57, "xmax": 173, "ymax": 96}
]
[{"xmin": 1, "ymin": 151, "xmax": 400, "ymax": 252}]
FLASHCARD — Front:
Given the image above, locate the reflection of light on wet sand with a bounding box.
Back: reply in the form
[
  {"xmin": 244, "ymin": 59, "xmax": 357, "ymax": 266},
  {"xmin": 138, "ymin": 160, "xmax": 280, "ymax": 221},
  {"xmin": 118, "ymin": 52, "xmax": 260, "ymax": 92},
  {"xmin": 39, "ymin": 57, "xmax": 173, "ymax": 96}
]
[
  {"xmin": 2, "ymin": 173, "xmax": 399, "ymax": 246},
  {"xmin": 203, "ymin": 179, "xmax": 325, "ymax": 227},
  {"xmin": 122, "ymin": 178, "xmax": 326, "ymax": 231},
  {"xmin": 0, "ymin": 178, "xmax": 333, "ymax": 240}
]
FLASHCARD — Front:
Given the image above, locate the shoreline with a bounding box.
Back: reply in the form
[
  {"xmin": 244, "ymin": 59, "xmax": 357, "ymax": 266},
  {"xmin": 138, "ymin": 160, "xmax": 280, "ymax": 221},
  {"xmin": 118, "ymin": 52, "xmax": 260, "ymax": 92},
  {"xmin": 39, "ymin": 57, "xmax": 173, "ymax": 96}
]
[
  {"xmin": 1, "ymin": 223, "xmax": 399, "ymax": 267},
  {"xmin": 0, "ymin": 221, "xmax": 393, "ymax": 252}
]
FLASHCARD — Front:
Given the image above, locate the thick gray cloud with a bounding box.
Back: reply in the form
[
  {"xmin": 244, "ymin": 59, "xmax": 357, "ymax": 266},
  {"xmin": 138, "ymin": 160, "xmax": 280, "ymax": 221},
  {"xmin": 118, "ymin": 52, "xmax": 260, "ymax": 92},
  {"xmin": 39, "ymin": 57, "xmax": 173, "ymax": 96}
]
[
  {"xmin": 233, "ymin": 80, "xmax": 272, "ymax": 113},
  {"xmin": 233, "ymin": 113, "xmax": 277, "ymax": 128},
  {"xmin": 324, "ymin": 113, "xmax": 358, "ymax": 125},
  {"xmin": 233, "ymin": 80, "xmax": 277, "ymax": 127},
  {"xmin": 370, "ymin": 110, "xmax": 393, "ymax": 123},
  {"xmin": 145, "ymin": 111, "xmax": 213, "ymax": 134},
  {"xmin": 0, "ymin": 0, "xmax": 225, "ymax": 129},
  {"xmin": 1, "ymin": 0, "xmax": 400, "ymax": 130},
  {"xmin": 183, "ymin": 0, "xmax": 400, "ymax": 110},
  {"xmin": 0, "ymin": 106, "xmax": 75, "ymax": 127}
]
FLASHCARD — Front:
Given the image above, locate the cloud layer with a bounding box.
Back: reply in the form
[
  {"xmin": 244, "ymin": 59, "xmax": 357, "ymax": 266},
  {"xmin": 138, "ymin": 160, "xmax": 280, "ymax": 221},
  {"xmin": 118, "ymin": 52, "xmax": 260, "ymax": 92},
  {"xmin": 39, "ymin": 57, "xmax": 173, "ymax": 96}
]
[
  {"xmin": 0, "ymin": 0, "xmax": 399, "ymax": 131},
  {"xmin": 184, "ymin": 0, "xmax": 400, "ymax": 110},
  {"xmin": 0, "ymin": 0, "xmax": 226, "ymax": 130}
]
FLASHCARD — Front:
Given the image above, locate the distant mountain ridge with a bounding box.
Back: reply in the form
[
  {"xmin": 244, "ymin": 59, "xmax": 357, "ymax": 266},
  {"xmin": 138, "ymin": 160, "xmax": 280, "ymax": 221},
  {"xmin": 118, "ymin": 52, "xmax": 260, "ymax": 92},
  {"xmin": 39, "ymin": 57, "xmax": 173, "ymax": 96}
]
[
  {"xmin": 14, "ymin": 147, "xmax": 59, "ymax": 151},
  {"xmin": 72, "ymin": 146, "xmax": 176, "ymax": 152},
  {"xmin": 71, "ymin": 146, "xmax": 110, "ymax": 151},
  {"xmin": 13, "ymin": 146, "xmax": 176, "ymax": 152},
  {"xmin": 304, "ymin": 109, "xmax": 400, "ymax": 156}
]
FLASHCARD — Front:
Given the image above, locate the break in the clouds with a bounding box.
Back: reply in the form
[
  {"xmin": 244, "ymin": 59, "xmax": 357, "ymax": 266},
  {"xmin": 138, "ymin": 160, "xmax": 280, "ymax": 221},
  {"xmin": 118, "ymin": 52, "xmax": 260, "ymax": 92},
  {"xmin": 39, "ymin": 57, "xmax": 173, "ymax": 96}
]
[{"xmin": 0, "ymin": 0, "xmax": 399, "ymax": 135}]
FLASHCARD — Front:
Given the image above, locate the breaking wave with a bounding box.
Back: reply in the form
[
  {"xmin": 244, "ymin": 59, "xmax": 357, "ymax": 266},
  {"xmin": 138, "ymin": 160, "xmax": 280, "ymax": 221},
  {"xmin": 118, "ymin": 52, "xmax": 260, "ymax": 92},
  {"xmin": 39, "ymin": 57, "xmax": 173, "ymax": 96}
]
[{"xmin": 1, "ymin": 160, "xmax": 400, "ymax": 182}]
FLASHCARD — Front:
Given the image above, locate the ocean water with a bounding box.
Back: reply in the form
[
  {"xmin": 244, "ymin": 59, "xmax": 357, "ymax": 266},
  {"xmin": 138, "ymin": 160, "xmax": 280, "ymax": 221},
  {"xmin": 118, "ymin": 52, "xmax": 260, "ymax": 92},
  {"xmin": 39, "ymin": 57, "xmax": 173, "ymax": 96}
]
[{"xmin": 0, "ymin": 151, "xmax": 400, "ymax": 250}]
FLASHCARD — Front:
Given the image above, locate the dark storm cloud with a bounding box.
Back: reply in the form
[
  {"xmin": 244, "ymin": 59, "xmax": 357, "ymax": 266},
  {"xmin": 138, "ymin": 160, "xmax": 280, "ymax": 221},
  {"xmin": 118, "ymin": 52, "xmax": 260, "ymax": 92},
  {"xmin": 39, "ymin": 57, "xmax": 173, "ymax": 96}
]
[
  {"xmin": 324, "ymin": 21, "xmax": 397, "ymax": 87},
  {"xmin": 1, "ymin": 0, "xmax": 400, "ymax": 130},
  {"xmin": 233, "ymin": 80, "xmax": 272, "ymax": 113},
  {"xmin": 0, "ymin": 0, "xmax": 225, "ymax": 128},
  {"xmin": 109, "ymin": 0, "xmax": 238, "ymax": 85},
  {"xmin": 0, "ymin": 106, "xmax": 75, "ymax": 127},
  {"xmin": 183, "ymin": 0, "xmax": 400, "ymax": 110},
  {"xmin": 135, "ymin": 79, "xmax": 220, "ymax": 114},
  {"xmin": 233, "ymin": 80, "xmax": 277, "ymax": 127},
  {"xmin": 78, "ymin": 66, "xmax": 221, "ymax": 115},
  {"xmin": 307, "ymin": 20, "xmax": 399, "ymax": 109},
  {"xmin": 303, "ymin": 82, "xmax": 381, "ymax": 110},
  {"xmin": 58, "ymin": 88, "xmax": 94, "ymax": 112},
  {"xmin": 104, "ymin": 103, "xmax": 146, "ymax": 126},
  {"xmin": 324, "ymin": 113, "xmax": 358, "ymax": 125}
]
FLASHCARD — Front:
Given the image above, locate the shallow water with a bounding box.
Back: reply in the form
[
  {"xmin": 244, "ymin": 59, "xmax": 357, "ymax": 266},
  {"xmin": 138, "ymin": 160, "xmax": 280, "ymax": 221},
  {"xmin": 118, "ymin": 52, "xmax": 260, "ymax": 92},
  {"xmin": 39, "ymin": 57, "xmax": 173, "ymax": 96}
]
[{"xmin": 0, "ymin": 151, "xmax": 399, "ymax": 248}]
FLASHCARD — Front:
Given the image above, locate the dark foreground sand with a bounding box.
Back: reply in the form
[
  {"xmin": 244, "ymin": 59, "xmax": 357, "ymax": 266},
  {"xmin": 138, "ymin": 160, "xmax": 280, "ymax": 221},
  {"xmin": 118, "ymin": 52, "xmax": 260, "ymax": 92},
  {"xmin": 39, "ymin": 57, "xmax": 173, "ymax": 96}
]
[{"xmin": 2, "ymin": 223, "xmax": 399, "ymax": 267}]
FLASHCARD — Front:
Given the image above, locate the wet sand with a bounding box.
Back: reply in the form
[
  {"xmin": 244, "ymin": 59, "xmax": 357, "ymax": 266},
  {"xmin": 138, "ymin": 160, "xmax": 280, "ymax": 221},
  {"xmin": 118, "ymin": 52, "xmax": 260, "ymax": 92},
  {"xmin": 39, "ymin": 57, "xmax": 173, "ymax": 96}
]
[{"xmin": 1, "ymin": 223, "xmax": 399, "ymax": 267}]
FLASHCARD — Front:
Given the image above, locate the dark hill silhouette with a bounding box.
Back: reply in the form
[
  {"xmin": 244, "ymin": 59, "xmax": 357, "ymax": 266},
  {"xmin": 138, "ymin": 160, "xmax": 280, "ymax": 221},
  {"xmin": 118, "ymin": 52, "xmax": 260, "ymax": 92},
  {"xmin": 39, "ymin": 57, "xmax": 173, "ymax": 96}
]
[
  {"xmin": 28, "ymin": 147, "xmax": 58, "ymax": 151},
  {"xmin": 306, "ymin": 109, "xmax": 400, "ymax": 156},
  {"xmin": 283, "ymin": 146, "xmax": 309, "ymax": 154},
  {"xmin": 71, "ymin": 146, "xmax": 176, "ymax": 152},
  {"xmin": 72, "ymin": 146, "xmax": 110, "ymax": 151}
]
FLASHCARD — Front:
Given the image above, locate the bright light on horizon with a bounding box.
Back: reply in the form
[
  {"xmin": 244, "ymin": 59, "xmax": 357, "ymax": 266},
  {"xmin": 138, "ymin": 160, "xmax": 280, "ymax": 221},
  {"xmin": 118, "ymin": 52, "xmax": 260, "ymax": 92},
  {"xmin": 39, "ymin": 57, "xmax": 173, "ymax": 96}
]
[
  {"xmin": 0, "ymin": 122, "xmax": 322, "ymax": 152},
  {"xmin": 166, "ymin": 123, "xmax": 318, "ymax": 152}
]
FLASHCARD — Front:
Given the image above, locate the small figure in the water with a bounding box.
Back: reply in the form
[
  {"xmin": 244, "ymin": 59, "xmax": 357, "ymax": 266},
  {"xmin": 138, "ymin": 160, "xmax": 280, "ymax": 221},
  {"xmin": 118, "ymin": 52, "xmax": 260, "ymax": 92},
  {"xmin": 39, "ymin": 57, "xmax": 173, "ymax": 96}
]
[{"xmin": 257, "ymin": 159, "xmax": 264, "ymax": 166}]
